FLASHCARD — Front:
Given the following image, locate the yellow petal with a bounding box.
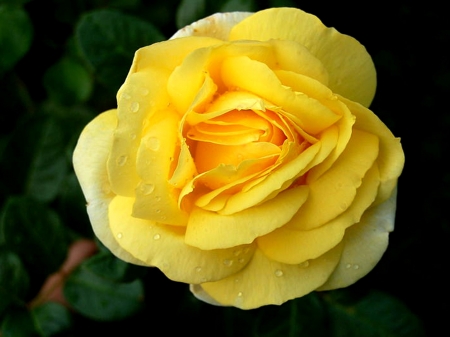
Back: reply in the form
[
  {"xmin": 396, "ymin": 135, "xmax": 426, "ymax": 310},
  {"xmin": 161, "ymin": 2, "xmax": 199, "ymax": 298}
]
[
  {"xmin": 317, "ymin": 188, "xmax": 397, "ymax": 290},
  {"xmin": 107, "ymin": 69, "xmax": 170, "ymax": 197},
  {"xmin": 289, "ymin": 129, "xmax": 379, "ymax": 230},
  {"xmin": 194, "ymin": 244, "xmax": 342, "ymax": 309},
  {"xmin": 341, "ymin": 96, "xmax": 405, "ymax": 203},
  {"xmin": 258, "ymin": 163, "xmax": 380, "ymax": 264},
  {"xmin": 220, "ymin": 140, "xmax": 320, "ymax": 214},
  {"xmin": 133, "ymin": 108, "xmax": 189, "ymax": 225},
  {"xmin": 221, "ymin": 56, "xmax": 341, "ymax": 134},
  {"xmin": 185, "ymin": 186, "xmax": 309, "ymax": 250},
  {"xmin": 171, "ymin": 12, "xmax": 253, "ymax": 40},
  {"xmin": 72, "ymin": 110, "xmax": 145, "ymax": 265},
  {"xmin": 108, "ymin": 196, "xmax": 255, "ymax": 283},
  {"xmin": 230, "ymin": 8, "xmax": 376, "ymax": 107}
]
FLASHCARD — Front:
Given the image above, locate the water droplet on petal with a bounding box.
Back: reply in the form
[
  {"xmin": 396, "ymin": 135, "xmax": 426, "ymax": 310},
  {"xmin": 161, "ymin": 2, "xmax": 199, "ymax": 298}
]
[
  {"xmin": 233, "ymin": 249, "xmax": 243, "ymax": 256},
  {"xmin": 345, "ymin": 263, "xmax": 352, "ymax": 269},
  {"xmin": 298, "ymin": 261, "xmax": 310, "ymax": 268},
  {"xmin": 237, "ymin": 292, "xmax": 243, "ymax": 297},
  {"xmin": 274, "ymin": 269, "xmax": 284, "ymax": 277},
  {"xmin": 146, "ymin": 137, "xmax": 160, "ymax": 151},
  {"xmin": 153, "ymin": 234, "xmax": 161, "ymax": 240},
  {"xmin": 117, "ymin": 232, "xmax": 123, "ymax": 239},
  {"xmin": 223, "ymin": 259, "xmax": 233, "ymax": 267},
  {"xmin": 130, "ymin": 133, "xmax": 137, "ymax": 140},
  {"xmin": 139, "ymin": 183, "xmax": 155, "ymax": 195},
  {"xmin": 353, "ymin": 264, "xmax": 360, "ymax": 270},
  {"xmin": 141, "ymin": 88, "xmax": 149, "ymax": 96},
  {"xmin": 340, "ymin": 202, "xmax": 348, "ymax": 210},
  {"xmin": 238, "ymin": 258, "xmax": 245, "ymax": 264},
  {"xmin": 155, "ymin": 196, "xmax": 161, "ymax": 202},
  {"xmin": 116, "ymin": 155, "xmax": 128, "ymax": 166},
  {"xmin": 155, "ymin": 209, "xmax": 161, "ymax": 214},
  {"xmin": 195, "ymin": 266, "xmax": 202, "ymax": 272},
  {"xmin": 122, "ymin": 92, "xmax": 131, "ymax": 100},
  {"xmin": 130, "ymin": 101, "xmax": 140, "ymax": 113}
]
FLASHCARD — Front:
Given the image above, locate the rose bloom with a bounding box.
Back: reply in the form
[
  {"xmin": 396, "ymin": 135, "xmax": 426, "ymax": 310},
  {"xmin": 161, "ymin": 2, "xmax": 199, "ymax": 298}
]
[{"xmin": 73, "ymin": 7, "xmax": 404, "ymax": 309}]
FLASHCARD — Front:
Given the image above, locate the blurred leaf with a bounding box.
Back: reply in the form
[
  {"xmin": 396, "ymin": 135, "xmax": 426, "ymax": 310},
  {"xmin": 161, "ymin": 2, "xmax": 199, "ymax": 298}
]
[
  {"xmin": 0, "ymin": 114, "xmax": 68, "ymax": 202},
  {"xmin": 31, "ymin": 302, "xmax": 72, "ymax": 337},
  {"xmin": 82, "ymin": 251, "xmax": 147, "ymax": 283},
  {"xmin": 176, "ymin": 0, "xmax": 206, "ymax": 29},
  {"xmin": 324, "ymin": 289, "xmax": 426, "ymax": 337},
  {"xmin": 64, "ymin": 265, "xmax": 144, "ymax": 321},
  {"xmin": 0, "ymin": 5, "xmax": 33, "ymax": 74},
  {"xmin": 1, "ymin": 309, "xmax": 39, "ymax": 337},
  {"xmin": 0, "ymin": 196, "xmax": 68, "ymax": 278},
  {"xmin": 252, "ymin": 293, "xmax": 327, "ymax": 337},
  {"xmin": 0, "ymin": 248, "xmax": 29, "ymax": 316},
  {"xmin": 43, "ymin": 57, "xmax": 93, "ymax": 105},
  {"xmin": 76, "ymin": 9, "xmax": 164, "ymax": 92},
  {"xmin": 220, "ymin": 0, "xmax": 257, "ymax": 12}
]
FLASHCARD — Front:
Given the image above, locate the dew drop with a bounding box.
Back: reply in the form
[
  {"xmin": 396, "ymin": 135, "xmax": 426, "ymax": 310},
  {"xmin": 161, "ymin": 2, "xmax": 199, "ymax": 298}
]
[
  {"xmin": 101, "ymin": 182, "xmax": 111, "ymax": 194},
  {"xmin": 116, "ymin": 155, "xmax": 127, "ymax": 166},
  {"xmin": 146, "ymin": 137, "xmax": 161, "ymax": 151},
  {"xmin": 353, "ymin": 264, "xmax": 360, "ymax": 270},
  {"xmin": 139, "ymin": 183, "xmax": 155, "ymax": 195},
  {"xmin": 155, "ymin": 196, "xmax": 162, "ymax": 202},
  {"xmin": 237, "ymin": 292, "xmax": 243, "ymax": 297},
  {"xmin": 130, "ymin": 101, "xmax": 140, "ymax": 113},
  {"xmin": 238, "ymin": 258, "xmax": 245, "ymax": 264},
  {"xmin": 122, "ymin": 92, "xmax": 131, "ymax": 100},
  {"xmin": 130, "ymin": 133, "xmax": 137, "ymax": 140},
  {"xmin": 234, "ymin": 278, "xmax": 240, "ymax": 283},
  {"xmin": 141, "ymin": 88, "xmax": 149, "ymax": 96},
  {"xmin": 233, "ymin": 249, "xmax": 243, "ymax": 256},
  {"xmin": 195, "ymin": 266, "xmax": 202, "ymax": 273},
  {"xmin": 117, "ymin": 232, "xmax": 123, "ymax": 239},
  {"xmin": 153, "ymin": 234, "xmax": 161, "ymax": 240},
  {"xmin": 340, "ymin": 202, "xmax": 348, "ymax": 210},
  {"xmin": 299, "ymin": 261, "xmax": 310, "ymax": 268},
  {"xmin": 345, "ymin": 263, "xmax": 352, "ymax": 269},
  {"xmin": 274, "ymin": 269, "xmax": 284, "ymax": 277},
  {"xmin": 155, "ymin": 209, "xmax": 161, "ymax": 214},
  {"xmin": 223, "ymin": 259, "xmax": 233, "ymax": 267}
]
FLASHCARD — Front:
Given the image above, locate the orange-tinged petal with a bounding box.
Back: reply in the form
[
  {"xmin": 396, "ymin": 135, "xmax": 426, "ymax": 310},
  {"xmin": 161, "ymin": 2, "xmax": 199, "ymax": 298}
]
[
  {"xmin": 229, "ymin": 8, "xmax": 376, "ymax": 107},
  {"xmin": 133, "ymin": 109, "xmax": 189, "ymax": 225},
  {"xmin": 193, "ymin": 243, "xmax": 342, "ymax": 309},
  {"xmin": 289, "ymin": 129, "xmax": 379, "ymax": 230},
  {"xmin": 109, "ymin": 196, "xmax": 255, "ymax": 283},
  {"xmin": 317, "ymin": 188, "xmax": 397, "ymax": 290},
  {"xmin": 185, "ymin": 186, "xmax": 309, "ymax": 250},
  {"xmin": 221, "ymin": 56, "xmax": 341, "ymax": 135},
  {"xmin": 72, "ymin": 110, "xmax": 145, "ymax": 266},
  {"xmin": 258, "ymin": 163, "xmax": 380, "ymax": 264}
]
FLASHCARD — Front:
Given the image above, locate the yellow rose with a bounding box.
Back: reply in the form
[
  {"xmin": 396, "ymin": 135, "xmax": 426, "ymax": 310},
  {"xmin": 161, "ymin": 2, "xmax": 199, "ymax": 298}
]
[{"xmin": 73, "ymin": 7, "xmax": 404, "ymax": 309}]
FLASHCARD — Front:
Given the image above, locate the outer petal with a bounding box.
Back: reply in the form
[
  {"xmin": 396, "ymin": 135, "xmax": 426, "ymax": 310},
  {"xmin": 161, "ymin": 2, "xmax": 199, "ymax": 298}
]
[
  {"xmin": 342, "ymin": 96, "xmax": 405, "ymax": 203},
  {"xmin": 317, "ymin": 188, "xmax": 397, "ymax": 290},
  {"xmin": 109, "ymin": 195, "xmax": 256, "ymax": 284},
  {"xmin": 72, "ymin": 110, "xmax": 145, "ymax": 265},
  {"xmin": 229, "ymin": 8, "xmax": 376, "ymax": 107},
  {"xmin": 192, "ymin": 243, "xmax": 343, "ymax": 309},
  {"xmin": 170, "ymin": 12, "xmax": 252, "ymax": 40},
  {"xmin": 258, "ymin": 163, "xmax": 380, "ymax": 264},
  {"xmin": 288, "ymin": 129, "xmax": 379, "ymax": 230}
]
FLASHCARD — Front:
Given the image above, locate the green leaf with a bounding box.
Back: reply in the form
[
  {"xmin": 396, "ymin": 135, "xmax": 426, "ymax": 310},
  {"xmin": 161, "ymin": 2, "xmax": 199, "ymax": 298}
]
[
  {"xmin": 0, "ymin": 5, "xmax": 33, "ymax": 74},
  {"xmin": 175, "ymin": 0, "xmax": 206, "ymax": 29},
  {"xmin": 324, "ymin": 289, "xmax": 426, "ymax": 337},
  {"xmin": 1, "ymin": 309, "xmax": 39, "ymax": 337},
  {"xmin": 64, "ymin": 265, "xmax": 144, "ymax": 321},
  {"xmin": 0, "ymin": 196, "xmax": 68, "ymax": 278},
  {"xmin": 82, "ymin": 251, "xmax": 147, "ymax": 283},
  {"xmin": 220, "ymin": 0, "xmax": 257, "ymax": 12},
  {"xmin": 43, "ymin": 57, "xmax": 93, "ymax": 105},
  {"xmin": 0, "ymin": 114, "xmax": 68, "ymax": 202},
  {"xmin": 31, "ymin": 302, "xmax": 72, "ymax": 337},
  {"xmin": 76, "ymin": 9, "xmax": 164, "ymax": 92},
  {"xmin": 0, "ymin": 248, "xmax": 29, "ymax": 316}
]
